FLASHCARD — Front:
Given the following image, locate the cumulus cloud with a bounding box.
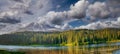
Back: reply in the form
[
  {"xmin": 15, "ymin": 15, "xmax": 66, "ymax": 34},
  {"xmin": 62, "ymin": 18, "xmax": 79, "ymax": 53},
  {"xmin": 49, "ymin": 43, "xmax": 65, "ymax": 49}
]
[
  {"xmin": 0, "ymin": 0, "xmax": 52, "ymax": 23},
  {"xmin": 0, "ymin": 0, "xmax": 53, "ymax": 34},
  {"xmin": 87, "ymin": 2, "xmax": 110, "ymax": 18},
  {"xmin": 35, "ymin": 0, "xmax": 119, "ymax": 26},
  {"xmin": 21, "ymin": 0, "xmax": 120, "ymax": 31},
  {"xmin": 21, "ymin": 0, "xmax": 89, "ymax": 31},
  {"xmin": 33, "ymin": 0, "xmax": 89, "ymax": 25},
  {"xmin": 87, "ymin": 0, "xmax": 120, "ymax": 19},
  {"xmin": 0, "ymin": 10, "xmax": 20, "ymax": 24},
  {"xmin": 40, "ymin": 0, "xmax": 89, "ymax": 20},
  {"xmin": 0, "ymin": 0, "xmax": 120, "ymax": 34},
  {"xmin": 68, "ymin": 0, "xmax": 89, "ymax": 19},
  {"xmin": 76, "ymin": 0, "xmax": 120, "ymax": 29},
  {"xmin": 76, "ymin": 17, "xmax": 120, "ymax": 29}
]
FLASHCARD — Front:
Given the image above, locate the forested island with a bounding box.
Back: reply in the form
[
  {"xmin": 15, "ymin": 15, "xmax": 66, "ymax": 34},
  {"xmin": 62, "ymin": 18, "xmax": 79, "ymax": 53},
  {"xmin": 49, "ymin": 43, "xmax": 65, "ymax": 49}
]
[{"xmin": 0, "ymin": 28, "xmax": 120, "ymax": 46}]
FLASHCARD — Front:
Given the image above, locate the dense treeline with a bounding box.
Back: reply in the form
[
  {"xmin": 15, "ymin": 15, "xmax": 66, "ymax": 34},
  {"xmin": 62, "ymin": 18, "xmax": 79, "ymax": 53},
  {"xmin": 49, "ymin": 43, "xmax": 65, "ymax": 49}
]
[
  {"xmin": 0, "ymin": 28, "xmax": 120, "ymax": 46},
  {"xmin": 0, "ymin": 50, "xmax": 25, "ymax": 54}
]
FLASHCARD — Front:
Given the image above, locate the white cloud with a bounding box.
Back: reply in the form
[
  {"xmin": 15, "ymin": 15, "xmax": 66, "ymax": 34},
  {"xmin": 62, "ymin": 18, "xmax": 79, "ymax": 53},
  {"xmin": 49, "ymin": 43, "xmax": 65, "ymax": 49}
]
[
  {"xmin": 21, "ymin": 0, "xmax": 89, "ymax": 31},
  {"xmin": 0, "ymin": 0, "xmax": 52, "ymax": 23},
  {"xmin": 10, "ymin": 0, "xmax": 120, "ymax": 31},
  {"xmin": 87, "ymin": 0, "xmax": 120, "ymax": 19},
  {"xmin": 0, "ymin": 0, "xmax": 53, "ymax": 34},
  {"xmin": 76, "ymin": 17, "xmax": 120, "ymax": 29},
  {"xmin": 87, "ymin": 2, "xmax": 110, "ymax": 18},
  {"xmin": 61, "ymin": 23, "xmax": 73, "ymax": 30},
  {"xmin": 0, "ymin": 0, "xmax": 120, "ymax": 34},
  {"xmin": 68, "ymin": 0, "xmax": 89, "ymax": 18}
]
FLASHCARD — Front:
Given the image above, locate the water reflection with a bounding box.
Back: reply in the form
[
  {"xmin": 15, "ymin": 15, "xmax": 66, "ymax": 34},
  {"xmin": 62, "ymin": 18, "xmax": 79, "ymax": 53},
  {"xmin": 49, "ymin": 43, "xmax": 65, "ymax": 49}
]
[
  {"xmin": 113, "ymin": 49, "xmax": 120, "ymax": 54},
  {"xmin": 0, "ymin": 44, "xmax": 120, "ymax": 54},
  {"xmin": 23, "ymin": 46, "xmax": 120, "ymax": 54}
]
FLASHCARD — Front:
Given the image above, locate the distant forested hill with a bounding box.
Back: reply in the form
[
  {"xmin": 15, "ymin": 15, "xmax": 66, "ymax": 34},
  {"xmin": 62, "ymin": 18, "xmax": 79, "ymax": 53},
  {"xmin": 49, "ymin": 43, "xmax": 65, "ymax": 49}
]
[{"xmin": 0, "ymin": 28, "xmax": 120, "ymax": 46}]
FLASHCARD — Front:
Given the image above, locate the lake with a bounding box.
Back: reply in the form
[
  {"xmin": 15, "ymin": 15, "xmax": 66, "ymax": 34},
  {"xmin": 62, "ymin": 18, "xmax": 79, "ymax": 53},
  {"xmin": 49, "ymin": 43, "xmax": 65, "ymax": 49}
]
[{"xmin": 0, "ymin": 42, "xmax": 120, "ymax": 54}]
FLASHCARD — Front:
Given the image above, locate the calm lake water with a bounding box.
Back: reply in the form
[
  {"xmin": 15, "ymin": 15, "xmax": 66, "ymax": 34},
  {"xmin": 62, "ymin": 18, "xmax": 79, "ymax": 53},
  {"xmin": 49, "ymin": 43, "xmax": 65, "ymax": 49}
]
[{"xmin": 0, "ymin": 42, "xmax": 120, "ymax": 54}]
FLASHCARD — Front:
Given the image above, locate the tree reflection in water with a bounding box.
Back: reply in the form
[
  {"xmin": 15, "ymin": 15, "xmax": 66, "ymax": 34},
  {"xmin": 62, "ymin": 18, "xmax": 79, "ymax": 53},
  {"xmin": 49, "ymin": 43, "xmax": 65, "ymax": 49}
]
[{"xmin": 24, "ymin": 46, "xmax": 120, "ymax": 54}]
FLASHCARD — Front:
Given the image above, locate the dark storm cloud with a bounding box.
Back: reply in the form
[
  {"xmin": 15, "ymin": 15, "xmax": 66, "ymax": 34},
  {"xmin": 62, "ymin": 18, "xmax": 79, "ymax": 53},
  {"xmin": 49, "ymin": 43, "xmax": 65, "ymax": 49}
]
[
  {"xmin": 51, "ymin": 18, "xmax": 64, "ymax": 25},
  {"xmin": 107, "ymin": 0, "xmax": 120, "ymax": 5},
  {"xmin": 0, "ymin": 24, "xmax": 6, "ymax": 29},
  {"xmin": 89, "ymin": 0, "xmax": 105, "ymax": 3},
  {"xmin": 107, "ymin": 0, "xmax": 120, "ymax": 18},
  {"xmin": 0, "ymin": 16, "xmax": 21, "ymax": 24},
  {"xmin": 24, "ymin": 10, "xmax": 34, "ymax": 15},
  {"xmin": 13, "ymin": 0, "xmax": 23, "ymax": 3}
]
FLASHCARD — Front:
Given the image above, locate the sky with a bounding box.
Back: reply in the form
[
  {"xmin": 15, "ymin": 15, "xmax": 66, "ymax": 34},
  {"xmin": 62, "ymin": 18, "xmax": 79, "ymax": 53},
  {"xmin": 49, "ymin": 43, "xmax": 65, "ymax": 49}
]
[{"xmin": 0, "ymin": 0, "xmax": 120, "ymax": 34}]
